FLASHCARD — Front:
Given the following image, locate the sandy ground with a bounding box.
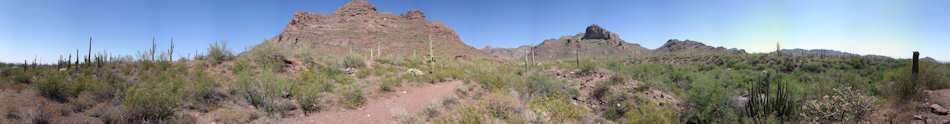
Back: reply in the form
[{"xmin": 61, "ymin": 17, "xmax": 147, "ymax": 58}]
[{"xmin": 275, "ymin": 81, "xmax": 463, "ymax": 124}]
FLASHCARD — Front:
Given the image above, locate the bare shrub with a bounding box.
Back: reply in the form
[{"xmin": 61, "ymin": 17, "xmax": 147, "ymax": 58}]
[{"xmin": 800, "ymin": 87, "xmax": 877, "ymax": 122}]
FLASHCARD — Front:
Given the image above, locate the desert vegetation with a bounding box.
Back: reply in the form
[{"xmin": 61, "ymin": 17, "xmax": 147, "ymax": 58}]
[
  {"xmin": 1, "ymin": 38, "xmax": 949, "ymax": 123},
  {"xmin": 2, "ymin": 1, "xmax": 949, "ymax": 124}
]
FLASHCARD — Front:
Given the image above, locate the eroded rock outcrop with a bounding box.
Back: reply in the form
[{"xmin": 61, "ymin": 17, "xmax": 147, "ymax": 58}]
[
  {"xmin": 404, "ymin": 10, "xmax": 425, "ymax": 20},
  {"xmin": 582, "ymin": 24, "xmax": 612, "ymax": 40},
  {"xmin": 267, "ymin": 1, "xmax": 487, "ymax": 59},
  {"xmin": 482, "ymin": 24, "xmax": 649, "ymax": 61},
  {"xmin": 331, "ymin": 1, "xmax": 377, "ymax": 17}
]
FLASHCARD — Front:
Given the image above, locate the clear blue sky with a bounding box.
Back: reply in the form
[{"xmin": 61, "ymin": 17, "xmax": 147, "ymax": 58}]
[{"xmin": 1, "ymin": 0, "xmax": 948, "ymax": 63}]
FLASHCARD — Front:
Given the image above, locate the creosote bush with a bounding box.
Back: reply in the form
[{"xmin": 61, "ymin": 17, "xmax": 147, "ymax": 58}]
[
  {"xmin": 236, "ymin": 71, "xmax": 293, "ymax": 114},
  {"xmin": 206, "ymin": 40, "xmax": 234, "ymax": 63},
  {"xmin": 621, "ymin": 96, "xmax": 678, "ymax": 124},
  {"xmin": 123, "ymin": 72, "xmax": 183, "ymax": 120},
  {"xmin": 530, "ymin": 92, "xmax": 586, "ymax": 123},
  {"xmin": 36, "ymin": 73, "xmax": 67, "ymax": 101},
  {"xmin": 525, "ymin": 73, "xmax": 577, "ymax": 98}
]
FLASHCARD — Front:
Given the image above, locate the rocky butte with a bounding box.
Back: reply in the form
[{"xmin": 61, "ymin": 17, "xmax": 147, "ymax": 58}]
[
  {"xmin": 483, "ymin": 24, "xmax": 649, "ymax": 61},
  {"xmin": 269, "ymin": 1, "xmax": 486, "ymax": 59}
]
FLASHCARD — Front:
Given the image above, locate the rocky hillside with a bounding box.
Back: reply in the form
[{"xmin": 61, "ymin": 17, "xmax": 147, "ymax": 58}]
[
  {"xmin": 482, "ymin": 24, "xmax": 649, "ymax": 61},
  {"xmin": 268, "ymin": 1, "xmax": 486, "ymax": 59},
  {"xmin": 481, "ymin": 45, "xmax": 532, "ymax": 60},
  {"xmin": 655, "ymin": 39, "xmax": 745, "ymax": 54}
]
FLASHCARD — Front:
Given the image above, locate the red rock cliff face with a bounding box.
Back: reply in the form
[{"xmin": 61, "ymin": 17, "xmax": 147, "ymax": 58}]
[{"xmin": 270, "ymin": 1, "xmax": 486, "ymax": 59}]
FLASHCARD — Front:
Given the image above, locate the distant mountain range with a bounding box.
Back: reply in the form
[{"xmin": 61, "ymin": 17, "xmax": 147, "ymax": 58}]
[
  {"xmin": 481, "ymin": 25, "xmax": 743, "ymax": 61},
  {"xmin": 261, "ymin": 1, "xmax": 946, "ymax": 64},
  {"xmin": 778, "ymin": 48, "xmax": 947, "ymax": 63}
]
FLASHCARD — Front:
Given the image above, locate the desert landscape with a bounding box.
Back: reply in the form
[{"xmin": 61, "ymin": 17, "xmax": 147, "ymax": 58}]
[{"xmin": 2, "ymin": 0, "xmax": 950, "ymax": 124}]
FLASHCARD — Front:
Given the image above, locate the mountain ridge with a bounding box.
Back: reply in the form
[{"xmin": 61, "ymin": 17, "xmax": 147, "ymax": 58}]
[{"xmin": 266, "ymin": 1, "xmax": 487, "ymax": 59}]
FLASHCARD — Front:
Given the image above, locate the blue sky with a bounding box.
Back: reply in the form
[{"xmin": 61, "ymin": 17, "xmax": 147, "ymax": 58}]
[{"xmin": 1, "ymin": 0, "xmax": 948, "ymax": 63}]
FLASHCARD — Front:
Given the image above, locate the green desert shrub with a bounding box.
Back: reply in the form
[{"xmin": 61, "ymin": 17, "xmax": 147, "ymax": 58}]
[
  {"xmin": 294, "ymin": 65, "xmax": 363, "ymax": 110},
  {"xmin": 341, "ymin": 85, "xmax": 366, "ymax": 109},
  {"xmin": 591, "ymin": 82, "xmax": 611, "ymax": 102},
  {"xmin": 185, "ymin": 70, "xmax": 218, "ymax": 102},
  {"xmin": 882, "ymin": 61, "xmax": 950, "ymax": 99},
  {"xmin": 292, "ymin": 67, "xmax": 335, "ymax": 112},
  {"xmin": 530, "ymin": 92, "xmax": 586, "ymax": 123},
  {"xmin": 451, "ymin": 105, "xmax": 485, "ymax": 124},
  {"xmin": 12, "ymin": 71, "xmax": 32, "ymax": 83},
  {"xmin": 236, "ymin": 71, "xmax": 292, "ymax": 113},
  {"xmin": 35, "ymin": 73, "xmax": 68, "ymax": 101},
  {"xmin": 685, "ymin": 75, "xmax": 737, "ymax": 123},
  {"xmin": 207, "ymin": 40, "xmax": 234, "ymax": 63},
  {"xmin": 802, "ymin": 62, "xmax": 825, "ymax": 72},
  {"xmin": 343, "ymin": 54, "xmax": 366, "ymax": 68},
  {"xmin": 482, "ymin": 93, "xmax": 521, "ymax": 120},
  {"xmin": 621, "ymin": 98, "xmax": 678, "ymax": 124},
  {"xmin": 65, "ymin": 75, "xmax": 109, "ymax": 99},
  {"xmin": 601, "ymin": 93, "xmax": 631, "ymax": 120},
  {"xmin": 470, "ymin": 68, "xmax": 516, "ymax": 92},
  {"xmin": 379, "ymin": 76, "xmax": 401, "ymax": 92},
  {"xmin": 247, "ymin": 41, "xmax": 289, "ymax": 72},
  {"xmin": 123, "ymin": 74, "xmax": 183, "ymax": 120},
  {"xmin": 525, "ymin": 73, "xmax": 577, "ymax": 98},
  {"xmin": 292, "ymin": 82, "xmax": 329, "ymax": 112}
]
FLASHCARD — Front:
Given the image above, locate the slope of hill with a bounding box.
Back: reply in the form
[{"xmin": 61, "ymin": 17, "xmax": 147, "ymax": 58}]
[
  {"xmin": 482, "ymin": 24, "xmax": 649, "ymax": 61},
  {"xmin": 481, "ymin": 45, "xmax": 532, "ymax": 60},
  {"xmin": 780, "ymin": 49, "xmax": 860, "ymax": 56},
  {"xmin": 268, "ymin": 1, "xmax": 486, "ymax": 59},
  {"xmin": 655, "ymin": 39, "xmax": 746, "ymax": 54}
]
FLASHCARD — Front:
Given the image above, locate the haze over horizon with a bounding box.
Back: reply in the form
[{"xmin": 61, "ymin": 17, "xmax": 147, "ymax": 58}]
[{"xmin": 2, "ymin": 0, "xmax": 948, "ymax": 63}]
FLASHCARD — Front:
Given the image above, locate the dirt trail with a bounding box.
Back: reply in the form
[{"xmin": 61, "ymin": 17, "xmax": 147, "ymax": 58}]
[{"xmin": 277, "ymin": 81, "xmax": 463, "ymax": 124}]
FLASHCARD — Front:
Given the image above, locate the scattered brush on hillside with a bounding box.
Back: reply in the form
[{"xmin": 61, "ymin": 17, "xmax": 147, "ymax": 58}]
[{"xmin": 881, "ymin": 61, "xmax": 950, "ymax": 100}]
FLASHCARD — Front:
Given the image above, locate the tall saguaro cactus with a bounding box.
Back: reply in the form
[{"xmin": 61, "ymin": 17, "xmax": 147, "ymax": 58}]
[
  {"xmin": 575, "ymin": 39, "xmax": 581, "ymax": 67},
  {"xmin": 524, "ymin": 48, "xmax": 530, "ymax": 71},
  {"xmin": 87, "ymin": 36, "xmax": 92, "ymax": 65},
  {"xmin": 427, "ymin": 35, "xmax": 434, "ymax": 63},
  {"xmin": 170, "ymin": 38, "xmax": 175, "ymax": 61},
  {"xmin": 151, "ymin": 37, "xmax": 157, "ymax": 62},
  {"xmin": 75, "ymin": 49, "xmax": 80, "ymax": 66},
  {"xmin": 913, "ymin": 51, "xmax": 919, "ymax": 74}
]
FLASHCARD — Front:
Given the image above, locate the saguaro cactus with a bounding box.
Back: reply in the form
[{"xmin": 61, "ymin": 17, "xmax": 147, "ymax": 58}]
[
  {"xmin": 170, "ymin": 38, "xmax": 175, "ymax": 61},
  {"xmin": 524, "ymin": 48, "xmax": 530, "ymax": 71},
  {"xmin": 427, "ymin": 35, "xmax": 434, "ymax": 63},
  {"xmin": 87, "ymin": 37, "xmax": 92, "ymax": 65},
  {"xmin": 150, "ymin": 37, "xmax": 157, "ymax": 62},
  {"xmin": 75, "ymin": 49, "xmax": 80, "ymax": 66},
  {"xmin": 913, "ymin": 51, "xmax": 919, "ymax": 74},
  {"xmin": 575, "ymin": 39, "xmax": 581, "ymax": 67}
]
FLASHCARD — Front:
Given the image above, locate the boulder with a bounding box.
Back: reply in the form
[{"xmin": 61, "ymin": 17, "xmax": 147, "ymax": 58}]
[{"xmin": 930, "ymin": 104, "xmax": 948, "ymax": 115}]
